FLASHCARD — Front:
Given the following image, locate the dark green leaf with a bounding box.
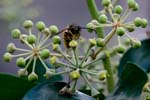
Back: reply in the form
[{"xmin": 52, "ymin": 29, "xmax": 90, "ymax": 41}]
[
  {"xmin": 23, "ymin": 82, "xmax": 96, "ymax": 100},
  {"xmin": 0, "ymin": 73, "xmax": 35, "ymax": 100},
  {"xmin": 106, "ymin": 63, "xmax": 148, "ymax": 100},
  {"xmin": 118, "ymin": 39, "xmax": 150, "ymax": 76}
]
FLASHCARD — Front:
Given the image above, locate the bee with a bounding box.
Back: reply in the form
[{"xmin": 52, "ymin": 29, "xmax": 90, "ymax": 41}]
[{"xmin": 55, "ymin": 24, "xmax": 95, "ymax": 49}]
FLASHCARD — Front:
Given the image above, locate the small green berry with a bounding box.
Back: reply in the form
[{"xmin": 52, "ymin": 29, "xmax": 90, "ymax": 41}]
[
  {"xmin": 28, "ymin": 72, "xmax": 38, "ymax": 81},
  {"xmin": 134, "ymin": 17, "xmax": 142, "ymax": 27},
  {"xmin": 42, "ymin": 28, "xmax": 50, "ymax": 35},
  {"xmin": 116, "ymin": 45, "xmax": 125, "ymax": 54},
  {"xmin": 114, "ymin": 5, "xmax": 123, "ymax": 14},
  {"xmin": 36, "ymin": 21, "xmax": 46, "ymax": 31},
  {"xmin": 44, "ymin": 69, "xmax": 55, "ymax": 79},
  {"xmin": 102, "ymin": 0, "xmax": 111, "ymax": 7},
  {"xmin": 96, "ymin": 38, "xmax": 105, "ymax": 47},
  {"xmin": 127, "ymin": 0, "xmax": 136, "ymax": 8},
  {"xmin": 52, "ymin": 44, "xmax": 59, "ymax": 51},
  {"xmin": 50, "ymin": 56, "xmax": 57, "ymax": 65},
  {"xmin": 69, "ymin": 40, "xmax": 78, "ymax": 48},
  {"xmin": 116, "ymin": 27, "xmax": 125, "ymax": 36},
  {"xmin": 91, "ymin": 20, "xmax": 99, "ymax": 25},
  {"xmin": 86, "ymin": 23, "xmax": 95, "ymax": 33},
  {"xmin": 70, "ymin": 70, "xmax": 80, "ymax": 80},
  {"xmin": 124, "ymin": 38, "xmax": 131, "ymax": 46},
  {"xmin": 99, "ymin": 71, "xmax": 107, "ymax": 81},
  {"xmin": 7, "ymin": 43, "xmax": 16, "ymax": 53},
  {"xmin": 49, "ymin": 25, "xmax": 59, "ymax": 34},
  {"xmin": 23, "ymin": 20, "xmax": 34, "ymax": 29},
  {"xmin": 18, "ymin": 69, "xmax": 28, "ymax": 77},
  {"xmin": 132, "ymin": 2, "xmax": 139, "ymax": 11},
  {"xmin": 19, "ymin": 34, "xmax": 27, "ymax": 44},
  {"xmin": 27, "ymin": 34, "xmax": 36, "ymax": 44},
  {"xmin": 16, "ymin": 57, "xmax": 26, "ymax": 68},
  {"xmin": 141, "ymin": 19, "xmax": 148, "ymax": 28},
  {"xmin": 52, "ymin": 36, "xmax": 61, "ymax": 44},
  {"xmin": 3, "ymin": 53, "xmax": 12, "ymax": 62},
  {"xmin": 11, "ymin": 29, "xmax": 21, "ymax": 39},
  {"xmin": 98, "ymin": 14, "xmax": 107, "ymax": 23},
  {"xmin": 40, "ymin": 49, "xmax": 50, "ymax": 59},
  {"xmin": 126, "ymin": 26, "xmax": 135, "ymax": 32},
  {"xmin": 131, "ymin": 39, "xmax": 141, "ymax": 48},
  {"xmin": 89, "ymin": 38, "xmax": 96, "ymax": 47}
]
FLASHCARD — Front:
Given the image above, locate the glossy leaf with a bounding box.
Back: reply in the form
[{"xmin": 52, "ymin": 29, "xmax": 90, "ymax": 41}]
[
  {"xmin": 0, "ymin": 73, "xmax": 35, "ymax": 100},
  {"xmin": 118, "ymin": 39, "xmax": 150, "ymax": 76},
  {"xmin": 106, "ymin": 63, "xmax": 148, "ymax": 100},
  {"xmin": 23, "ymin": 82, "xmax": 96, "ymax": 100}
]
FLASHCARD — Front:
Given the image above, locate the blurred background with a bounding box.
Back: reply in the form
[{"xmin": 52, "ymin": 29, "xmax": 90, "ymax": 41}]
[{"xmin": 0, "ymin": 0, "xmax": 149, "ymax": 74}]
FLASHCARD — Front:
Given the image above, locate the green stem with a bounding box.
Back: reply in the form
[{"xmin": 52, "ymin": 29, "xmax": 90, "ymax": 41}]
[
  {"xmin": 86, "ymin": 0, "xmax": 104, "ymax": 38},
  {"xmin": 72, "ymin": 48, "xmax": 79, "ymax": 66},
  {"xmin": 70, "ymin": 80, "xmax": 78, "ymax": 93},
  {"xmin": 102, "ymin": 53, "xmax": 115, "ymax": 93}
]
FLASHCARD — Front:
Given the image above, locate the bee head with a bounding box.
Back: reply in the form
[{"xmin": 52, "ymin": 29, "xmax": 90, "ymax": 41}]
[{"xmin": 68, "ymin": 24, "xmax": 81, "ymax": 34}]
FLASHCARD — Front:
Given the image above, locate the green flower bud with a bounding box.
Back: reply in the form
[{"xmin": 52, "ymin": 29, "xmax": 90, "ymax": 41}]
[
  {"xmin": 116, "ymin": 45, "xmax": 125, "ymax": 54},
  {"xmin": 102, "ymin": 0, "xmax": 111, "ymax": 7},
  {"xmin": 11, "ymin": 29, "xmax": 21, "ymax": 39},
  {"xmin": 114, "ymin": 5, "xmax": 123, "ymax": 14},
  {"xmin": 113, "ymin": 14, "xmax": 121, "ymax": 21},
  {"xmin": 69, "ymin": 40, "xmax": 78, "ymax": 48},
  {"xmin": 91, "ymin": 20, "xmax": 99, "ymax": 26},
  {"xmin": 70, "ymin": 70, "xmax": 80, "ymax": 80},
  {"xmin": 116, "ymin": 27, "xmax": 125, "ymax": 36},
  {"xmin": 141, "ymin": 19, "xmax": 148, "ymax": 28},
  {"xmin": 27, "ymin": 34, "xmax": 36, "ymax": 44},
  {"xmin": 52, "ymin": 44, "xmax": 59, "ymax": 51},
  {"xmin": 86, "ymin": 23, "xmax": 95, "ymax": 33},
  {"xmin": 99, "ymin": 70, "xmax": 107, "ymax": 81},
  {"xmin": 23, "ymin": 20, "xmax": 34, "ymax": 29},
  {"xmin": 28, "ymin": 72, "xmax": 38, "ymax": 81},
  {"xmin": 134, "ymin": 17, "xmax": 142, "ymax": 27},
  {"xmin": 96, "ymin": 38, "xmax": 105, "ymax": 47},
  {"xmin": 40, "ymin": 49, "xmax": 50, "ymax": 59},
  {"xmin": 98, "ymin": 14, "xmax": 108, "ymax": 23},
  {"xmin": 18, "ymin": 69, "xmax": 28, "ymax": 77},
  {"xmin": 44, "ymin": 69, "xmax": 55, "ymax": 79},
  {"xmin": 50, "ymin": 56, "xmax": 57, "ymax": 65},
  {"xmin": 132, "ymin": 2, "xmax": 139, "ymax": 11},
  {"xmin": 124, "ymin": 38, "xmax": 131, "ymax": 46},
  {"xmin": 3, "ymin": 53, "xmax": 12, "ymax": 62},
  {"xmin": 52, "ymin": 36, "xmax": 61, "ymax": 44},
  {"xmin": 126, "ymin": 26, "xmax": 135, "ymax": 32},
  {"xmin": 36, "ymin": 21, "xmax": 46, "ymax": 31},
  {"xmin": 49, "ymin": 25, "xmax": 59, "ymax": 34},
  {"xmin": 19, "ymin": 34, "xmax": 27, "ymax": 44},
  {"xmin": 7, "ymin": 43, "xmax": 16, "ymax": 53},
  {"xmin": 131, "ymin": 39, "xmax": 141, "ymax": 48},
  {"xmin": 41, "ymin": 28, "xmax": 50, "ymax": 35},
  {"xmin": 127, "ymin": 0, "xmax": 136, "ymax": 8},
  {"xmin": 89, "ymin": 38, "xmax": 96, "ymax": 47},
  {"xmin": 16, "ymin": 57, "xmax": 26, "ymax": 68}
]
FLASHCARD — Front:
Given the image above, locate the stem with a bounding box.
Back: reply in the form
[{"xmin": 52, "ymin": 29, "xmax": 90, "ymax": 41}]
[
  {"xmin": 86, "ymin": 0, "xmax": 104, "ymax": 38},
  {"xmin": 55, "ymin": 69, "xmax": 72, "ymax": 75},
  {"xmin": 56, "ymin": 61, "xmax": 76, "ymax": 69},
  {"xmin": 72, "ymin": 48, "xmax": 79, "ymax": 66},
  {"xmin": 32, "ymin": 57, "xmax": 37, "ymax": 72},
  {"xmin": 80, "ymin": 69, "xmax": 98, "ymax": 76},
  {"xmin": 38, "ymin": 56, "xmax": 49, "ymax": 70},
  {"xmin": 70, "ymin": 80, "xmax": 77, "ymax": 93},
  {"xmin": 20, "ymin": 39, "xmax": 34, "ymax": 49},
  {"xmin": 102, "ymin": 53, "xmax": 115, "ymax": 93},
  {"xmin": 16, "ymin": 48, "xmax": 31, "ymax": 52},
  {"xmin": 24, "ymin": 56, "xmax": 33, "ymax": 70},
  {"xmin": 12, "ymin": 52, "xmax": 31, "ymax": 58}
]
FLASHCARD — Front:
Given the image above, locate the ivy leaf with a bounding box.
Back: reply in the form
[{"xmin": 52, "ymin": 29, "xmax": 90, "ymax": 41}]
[
  {"xmin": 23, "ymin": 82, "xmax": 96, "ymax": 100},
  {"xmin": 106, "ymin": 63, "xmax": 148, "ymax": 100},
  {"xmin": 118, "ymin": 39, "xmax": 150, "ymax": 76},
  {"xmin": 0, "ymin": 73, "xmax": 35, "ymax": 100}
]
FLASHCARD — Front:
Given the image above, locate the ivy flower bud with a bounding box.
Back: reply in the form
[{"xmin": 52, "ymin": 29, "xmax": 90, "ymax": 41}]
[
  {"xmin": 28, "ymin": 72, "xmax": 38, "ymax": 81},
  {"xmin": 11, "ymin": 29, "xmax": 21, "ymax": 39},
  {"xmin": 3, "ymin": 53, "xmax": 12, "ymax": 62},
  {"xmin": 52, "ymin": 44, "xmax": 59, "ymax": 51},
  {"xmin": 132, "ymin": 2, "xmax": 139, "ymax": 11},
  {"xmin": 44, "ymin": 69, "xmax": 56, "ymax": 79},
  {"xmin": 141, "ymin": 19, "xmax": 148, "ymax": 28},
  {"xmin": 114, "ymin": 5, "xmax": 123, "ymax": 14},
  {"xmin": 127, "ymin": 0, "xmax": 136, "ymax": 8},
  {"xmin": 70, "ymin": 70, "xmax": 80, "ymax": 80},
  {"xmin": 40, "ymin": 49, "xmax": 50, "ymax": 59},
  {"xmin": 91, "ymin": 20, "xmax": 99, "ymax": 26},
  {"xmin": 99, "ymin": 70, "xmax": 107, "ymax": 81},
  {"xmin": 52, "ymin": 36, "xmax": 61, "ymax": 44},
  {"xmin": 86, "ymin": 23, "xmax": 95, "ymax": 33},
  {"xmin": 18, "ymin": 69, "xmax": 28, "ymax": 77},
  {"xmin": 16, "ymin": 57, "xmax": 26, "ymax": 68},
  {"xmin": 7, "ymin": 43, "xmax": 16, "ymax": 53},
  {"xmin": 50, "ymin": 56, "xmax": 57, "ymax": 65},
  {"xmin": 126, "ymin": 26, "xmax": 135, "ymax": 32},
  {"xmin": 131, "ymin": 39, "xmax": 141, "ymax": 48},
  {"xmin": 116, "ymin": 27, "xmax": 125, "ymax": 36},
  {"xmin": 36, "ymin": 21, "xmax": 46, "ymax": 31},
  {"xmin": 49, "ymin": 25, "xmax": 59, "ymax": 34},
  {"xmin": 102, "ymin": 0, "xmax": 111, "ymax": 7},
  {"xmin": 19, "ymin": 34, "xmax": 27, "ymax": 43},
  {"xmin": 27, "ymin": 34, "xmax": 36, "ymax": 44},
  {"xmin": 124, "ymin": 38, "xmax": 131, "ymax": 46},
  {"xmin": 69, "ymin": 40, "xmax": 78, "ymax": 48},
  {"xmin": 98, "ymin": 14, "xmax": 108, "ymax": 23},
  {"xmin": 96, "ymin": 38, "xmax": 105, "ymax": 47},
  {"xmin": 23, "ymin": 20, "xmax": 34, "ymax": 29},
  {"xmin": 42, "ymin": 28, "xmax": 50, "ymax": 35},
  {"xmin": 89, "ymin": 38, "xmax": 96, "ymax": 47},
  {"xmin": 116, "ymin": 45, "xmax": 125, "ymax": 54},
  {"xmin": 134, "ymin": 17, "xmax": 142, "ymax": 27}
]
